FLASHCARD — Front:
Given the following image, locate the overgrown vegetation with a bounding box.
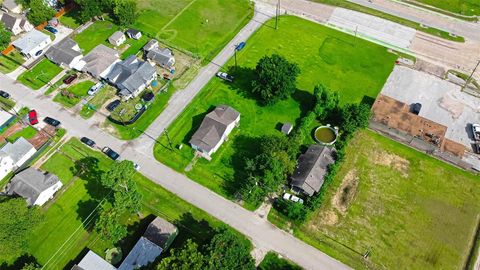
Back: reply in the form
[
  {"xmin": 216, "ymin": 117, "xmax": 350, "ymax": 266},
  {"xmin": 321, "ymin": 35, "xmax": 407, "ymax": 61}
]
[
  {"xmin": 0, "ymin": 22, "xmax": 11, "ymax": 51},
  {"xmin": 73, "ymin": 0, "xmax": 138, "ymax": 26},
  {"xmin": 258, "ymin": 252, "xmax": 302, "ymax": 270}
]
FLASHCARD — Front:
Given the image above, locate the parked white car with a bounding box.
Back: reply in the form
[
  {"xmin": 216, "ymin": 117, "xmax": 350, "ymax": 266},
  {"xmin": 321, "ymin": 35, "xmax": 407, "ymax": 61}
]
[
  {"xmin": 283, "ymin": 192, "xmax": 304, "ymax": 204},
  {"xmin": 88, "ymin": 82, "xmax": 104, "ymax": 96},
  {"xmin": 216, "ymin": 72, "xmax": 234, "ymax": 82}
]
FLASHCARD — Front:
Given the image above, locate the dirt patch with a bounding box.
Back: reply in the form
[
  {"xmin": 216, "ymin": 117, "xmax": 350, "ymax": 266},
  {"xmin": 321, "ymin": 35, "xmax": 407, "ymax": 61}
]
[
  {"xmin": 372, "ymin": 151, "xmax": 410, "ymax": 177},
  {"xmin": 319, "ymin": 210, "xmax": 338, "ymax": 226},
  {"xmin": 332, "ymin": 170, "xmax": 359, "ymax": 214}
]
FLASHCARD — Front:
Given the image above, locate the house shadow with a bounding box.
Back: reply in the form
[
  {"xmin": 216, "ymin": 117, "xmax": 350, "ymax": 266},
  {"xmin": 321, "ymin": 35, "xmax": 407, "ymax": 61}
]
[
  {"xmin": 0, "ymin": 254, "xmax": 40, "ymax": 270},
  {"xmin": 361, "ymin": 95, "xmax": 376, "ymax": 108},
  {"xmin": 64, "ymin": 247, "xmax": 90, "ymax": 270},
  {"xmin": 181, "ymin": 106, "xmax": 215, "ymax": 145}
]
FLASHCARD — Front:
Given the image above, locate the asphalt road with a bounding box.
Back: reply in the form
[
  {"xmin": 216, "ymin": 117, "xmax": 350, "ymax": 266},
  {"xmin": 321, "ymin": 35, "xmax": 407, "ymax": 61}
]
[{"xmin": 0, "ymin": 9, "xmax": 352, "ymax": 270}]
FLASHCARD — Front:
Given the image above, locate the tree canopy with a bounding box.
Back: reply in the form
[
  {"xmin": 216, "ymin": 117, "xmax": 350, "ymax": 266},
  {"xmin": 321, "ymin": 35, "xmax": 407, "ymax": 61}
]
[
  {"xmin": 112, "ymin": 0, "xmax": 137, "ymax": 26},
  {"xmin": 0, "ymin": 198, "xmax": 42, "ymax": 261},
  {"xmin": 0, "ymin": 23, "xmax": 12, "ymax": 51},
  {"xmin": 157, "ymin": 240, "xmax": 206, "ymax": 270},
  {"xmin": 73, "ymin": 0, "xmax": 137, "ymax": 25},
  {"xmin": 27, "ymin": 0, "xmax": 56, "ymax": 26},
  {"xmin": 251, "ymin": 54, "xmax": 300, "ymax": 106}
]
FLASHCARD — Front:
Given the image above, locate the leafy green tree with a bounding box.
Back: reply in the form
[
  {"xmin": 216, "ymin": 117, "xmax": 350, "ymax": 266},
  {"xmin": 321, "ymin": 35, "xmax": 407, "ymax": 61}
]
[
  {"xmin": 258, "ymin": 252, "xmax": 302, "ymax": 270},
  {"xmin": 273, "ymin": 199, "xmax": 308, "ymax": 222},
  {"xmin": 76, "ymin": 0, "xmax": 103, "ymax": 23},
  {"xmin": 207, "ymin": 228, "xmax": 255, "ymax": 270},
  {"xmin": 251, "ymin": 54, "xmax": 300, "ymax": 106},
  {"xmin": 0, "ymin": 23, "xmax": 12, "ymax": 51},
  {"xmin": 313, "ymin": 84, "xmax": 339, "ymax": 121},
  {"xmin": 340, "ymin": 103, "xmax": 371, "ymax": 138},
  {"xmin": 22, "ymin": 262, "xmax": 42, "ymax": 270},
  {"xmin": 0, "ymin": 198, "xmax": 42, "ymax": 261},
  {"xmin": 27, "ymin": 0, "xmax": 55, "ymax": 26},
  {"xmin": 112, "ymin": 0, "xmax": 137, "ymax": 26},
  {"xmin": 101, "ymin": 160, "xmax": 141, "ymax": 213},
  {"xmin": 157, "ymin": 240, "xmax": 206, "ymax": 270},
  {"xmin": 94, "ymin": 203, "xmax": 127, "ymax": 244}
]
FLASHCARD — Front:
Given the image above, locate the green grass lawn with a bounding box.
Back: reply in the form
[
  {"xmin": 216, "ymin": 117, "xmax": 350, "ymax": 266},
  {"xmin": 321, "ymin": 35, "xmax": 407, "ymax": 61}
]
[
  {"xmin": 59, "ymin": 8, "xmax": 82, "ymax": 29},
  {"xmin": 73, "ymin": 21, "xmax": 120, "ymax": 53},
  {"xmin": 17, "ymin": 59, "xmax": 62, "ymax": 90},
  {"xmin": 0, "ymin": 96, "xmax": 15, "ymax": 111},
  {"xmin": 6, "ymin": 126, "xmax": 38, "ymax": 142},
  {"xmin": 153, "ymin": 16, "xmax": 397, "ymax": 204},
  {"xmin": 134, "ymin": 0, "xmax": 253, "ymax": 59},
  {"xmin": 269, "ymin": 130, "xmax": 480, "ymax": 269},
  {"xmin": 45, "ymin": 70, "xmax": 77, "ymax": 95},
  {"xmin": 53, "ymin": 81, "xmax": 95, "ymax": 108},
  {"xmin": 120, "ymin": 35, "xmax": 149, "ymax": 59},
  {"xmin": 25, "ymin": 138, "xmax": 244, "ymax": 269},
  {"xmin": 258, "ymin": 252, "xmax": 302, "ymax": 270},
  {"xmin": 0, "ymin": 50, "xmax": 25, "ymax": 74},
  {"xmin": 408, "ymin": 0, "xmax": 480, "ymax": 16},
  {"xmin": 80, "ymin": 85, "xmax": 116, "ymax": 119}
]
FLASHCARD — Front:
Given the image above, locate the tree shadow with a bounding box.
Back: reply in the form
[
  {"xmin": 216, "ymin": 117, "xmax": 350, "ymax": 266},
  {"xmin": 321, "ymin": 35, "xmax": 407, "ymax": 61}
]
[
  {"xmin": 171, "ymin": 212, "xmax": 215, "ymax": 254},
  {"xmin": 225, "ymin": 66, "xmax": 259, "ymax": 102},
  {"xmin": 0, "ymin": 253, "xmax": 40, "ymax": 270},
  {"xmin": 361, "ymin": 95, "xmax": 376, "ymax": 108},
  {"xmin": 70, "ymin": 157, "xmax": 107, "ymax": 201}
]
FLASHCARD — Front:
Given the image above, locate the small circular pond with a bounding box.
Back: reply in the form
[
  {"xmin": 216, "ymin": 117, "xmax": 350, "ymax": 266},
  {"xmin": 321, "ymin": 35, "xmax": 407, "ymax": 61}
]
[{"xmin": 314, "ymin": 125, "xmax": 338, "ymax": 145}]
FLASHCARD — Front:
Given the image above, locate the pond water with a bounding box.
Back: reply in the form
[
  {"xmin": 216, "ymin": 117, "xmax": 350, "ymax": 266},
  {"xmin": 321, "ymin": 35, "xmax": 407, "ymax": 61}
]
[{"xmin": 314, "ymin": 126, "xmax": 337, "ymax": 144}]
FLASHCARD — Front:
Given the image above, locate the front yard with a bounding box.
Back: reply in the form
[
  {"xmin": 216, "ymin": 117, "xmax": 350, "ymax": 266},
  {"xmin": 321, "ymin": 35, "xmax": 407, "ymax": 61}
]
[
  {"xmin": 53, "ymin": 80, "xmax": 95, "ymax": 108},
  {"xmin": 269, "ymin": 130, "xmax": 480, "ymax": 270},
  {"xmin": 17, "ymin": 59, "xmax": 62, "ymax": 90},
  {"xmin": 153, "ymin": 16, "xmax": 397, "ymax": 205},
  {"xmin": 79, "ymin": 85, "xmax": 116, "ymax": 119},
  {"xmin": 0, "ymin": 50, "xmax": 25, "ymax": 74}
]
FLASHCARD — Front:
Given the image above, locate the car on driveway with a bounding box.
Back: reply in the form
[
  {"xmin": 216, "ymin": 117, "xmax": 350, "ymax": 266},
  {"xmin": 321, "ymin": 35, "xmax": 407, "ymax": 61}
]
[
  {"xmin": 216, "ymin": 72, "xmax": 234, "ymax": 82},
  {"xmin": 142, "ymin": 91, "xmax": 154, "ymax": 102},
  {"xmin": 106, "ymin": 100, "xmax": 121, "ymax": 112},
  {"xmin": 80, "ymin": 137, "xmax": 96, "ymax": 147},
  {"xmin": 44, "ymin": 117, "xmax": 61, "ymax": 127},
  {"xmin": 44, "ymin": 26, "xmax": 58, "ymax": 34},
  {"xmin": 472, "ymin": 123, "xmax": 480, "ymax": 141},
  {"xmin": 88, "ymin": 82, "xmax": 104, "ymax": 96},
  {"xmin": 102, "ymin": 147, "xmax": 120, "ymax": 161},
  {"xmin": 0, "ymin": 90, "xmax": 10, "ymax": 99},
  {"xmin": 28, "ymin": 110, "xmax": 39, "ymax": 125},
  {"xmin": 283, "ymin": 192, "xmax": 304, "ymax": 204},
  {"xmin": 63, "ymin": 74, "xmax": 77, "ymax": 85}
]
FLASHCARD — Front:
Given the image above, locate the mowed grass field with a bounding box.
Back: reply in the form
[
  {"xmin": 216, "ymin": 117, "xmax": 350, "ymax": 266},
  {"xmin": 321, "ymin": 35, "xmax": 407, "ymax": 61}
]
[
  {"xmin": 135, "ymin": 0, "xmax": 253, "ymax": 58},
  {"xmin": 269, "ymin": 130, "xmax": 480, "ymax": 269},
  {"xmin": 25, "ymin": 139, "xmax": 232, "ymax": 269},
  {"xmin": 17, "ymin": 59, "xmax": 62, "ymax": 90},
  {"xmin": 153, "ymin": 16, "xmax": 397, "ymax": 205},
  {"xmin": 410, "ymin": 0, "xmax": 480, "ymax": 16}
]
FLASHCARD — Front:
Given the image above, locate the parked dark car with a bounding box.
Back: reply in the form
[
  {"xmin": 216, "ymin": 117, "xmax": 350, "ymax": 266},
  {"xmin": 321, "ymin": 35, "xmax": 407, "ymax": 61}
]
[
  {"xmin": 0, "ymin": 90, "xmax": 10, "ymax": 99},
  {"xmin": 102, "ymin": 147, "xmax": 120, "ymax": 161},
  {"xmin": 142, "ymin": 91, "xmax": 155, "ymax": 102},
  {"xmin": 80, "ymin": 137, "xmax": 96, "ymax": 147},
  {"xmin": 63, "ymin": 74, "xmax": 77, "ymax": 85},
  {"xmin": 44, "ymin": 117, "xmax": 61, "ymax": 127},
  {"xmin": 34, "ymin": 50, "xmax": 43, "ymax": 57},
  {"xmin": 28, "ymin": 110, "xmax": 39, "ymax": 125},
  {"xmin": 411, "ymin": 103, "xmax": 422, "ymax": 115},
  {"xmin": 106, "ymin": 100, "xmax": 121, "ymax": 112},
  {"xmin": 44, "ymin": 26, "xmax": 58, "ymax": 34}
]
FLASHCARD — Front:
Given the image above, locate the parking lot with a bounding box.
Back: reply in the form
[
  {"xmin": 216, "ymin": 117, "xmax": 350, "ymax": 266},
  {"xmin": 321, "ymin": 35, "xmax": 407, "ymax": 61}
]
[{"xmin": 380, "ymin": 65, "xmax": 480, "ymax": 151}]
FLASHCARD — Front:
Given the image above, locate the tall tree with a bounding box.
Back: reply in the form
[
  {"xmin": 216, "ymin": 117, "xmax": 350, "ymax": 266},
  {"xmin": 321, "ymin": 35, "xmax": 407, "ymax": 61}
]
[
  {"xmin": 112, "ymin": 0, "xmax": 137, "ymax": 26},
  {"xmin": 76, "ymin": 0, "xmax": 103, "ymax": 23},
  {"xmin": 340, "ymin": 103, "xmax": 371, "ymax": 138},
  {"xmin": 94, "ymin": 203, "xmax": 127, "ymax": 244},
  {"xmin": 0, "ymin": 198, "xmax": 42, "ymax": 261},
  {"xmin": 0, "ymin": 23, "xmax": 12, "ymax": 51},
  {"xmin": 313, "ymin": 84, "xmax": 339, "ymax": 121},
  {"xmin": 157, "ymin": 240, "xmax": 206, "ymax": 270},
  {"xmin": 251, "ymin": 54, "xmax": 300, "ymax": 106},
  {"xmin": 207, "ymin": 228, "xmax": 256, "ymax": 270},
  {"xmin": 27, "ymin": 0, "xmax": 55, "ymax": 26}
]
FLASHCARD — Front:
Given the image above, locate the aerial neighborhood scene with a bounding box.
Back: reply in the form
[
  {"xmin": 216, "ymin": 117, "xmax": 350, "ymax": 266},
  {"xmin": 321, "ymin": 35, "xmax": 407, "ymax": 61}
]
[{"xmin": 0, "ymin": 0, "xmax": 479, "ymax": 269}]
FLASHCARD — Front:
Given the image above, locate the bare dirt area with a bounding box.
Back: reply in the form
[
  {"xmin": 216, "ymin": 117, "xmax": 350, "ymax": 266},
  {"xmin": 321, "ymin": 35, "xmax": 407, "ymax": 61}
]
[
  {"xmin": 332, "ymin": 170, "xmax": 359, "ymax": 214},
  {"xmin": 372, "ymin": 150, "xmax": 410, "ymax": 177}
]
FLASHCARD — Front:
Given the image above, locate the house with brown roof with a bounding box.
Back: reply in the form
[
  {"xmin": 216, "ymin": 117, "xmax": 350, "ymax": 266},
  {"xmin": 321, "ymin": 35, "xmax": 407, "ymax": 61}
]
[{"xmin": 189, "ymin": 105, "xmax": 240, "ymax": 159}]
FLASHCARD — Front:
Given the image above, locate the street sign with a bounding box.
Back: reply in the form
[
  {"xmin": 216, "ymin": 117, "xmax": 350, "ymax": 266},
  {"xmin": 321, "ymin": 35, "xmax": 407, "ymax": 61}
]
[{"xmin": 235, "ymin": 42, "xmax": 246, "ymax": 51}]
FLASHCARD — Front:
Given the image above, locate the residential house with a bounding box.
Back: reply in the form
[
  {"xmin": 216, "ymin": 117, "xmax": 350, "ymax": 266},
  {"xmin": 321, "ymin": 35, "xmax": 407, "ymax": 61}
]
[
  {"xmin": 189, "ymin": 105, "xmax": 240, "ymax": 159},
  {"xmin": 2, "ymin": 0, "xmax": 22, "ymax": 13},
  {"xmin": 0, "ymin": 137, "xmax": 36, "ymax": 180},
  {"xmin": 45, "ymin": 38, "xmax": 83, "ymax": 68},
  {"xmin": 12, "ymin": 29, "xmax": 51, "ymax": 58},
  {"xmin": 125, "ymin": 28, "xmax": 141, "ymax": 40},
  {"xmin": 0, "ymin": 109, "xmax": 15, "ymax": 131},
  {"xmin": 105, "ymin": 55, "xmax": 157, "ymax": 100},
  {"xmin": 72, "ymin": 250, "xmax": 117, "ymax": 270},
  {"xmin": 290, "ymin": 145, "xmax": 336, "ymax": 196},
  {"xmin": 0, "ymin": 11, "xmax": 33, "ymax": 35},
  {"xmin": 143, "ymin": 39, "xmax": 175, "ymax": 69},
  {"xmin": 5, "ymin": 167, "xmax": 62, "ymax": 206},
  {"xmin": 78, "ymin": 44, "xmax": 119, "ymax": 78},
  {"xmin": 108, "ymin": 31, "xmax": 126, "ymax": 46}
]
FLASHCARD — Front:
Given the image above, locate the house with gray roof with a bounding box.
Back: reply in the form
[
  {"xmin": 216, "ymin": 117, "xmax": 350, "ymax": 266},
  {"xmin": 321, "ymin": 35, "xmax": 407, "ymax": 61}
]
[
  {"xmin": 108, "ymin": 31, "xmax": 126, "ymax": 47},
  {"xmin": 291, "ymin": 145, "xmax": 336, "ymax": 196},
  {"xmin": 126, "ymin": 28, "xmax": 141, "ymax": 40},
  {"xmin": 106, "ymin": 55, "xmax": 157, "ymax": 100},
  {"xmin": 12, "ymin": 29, "xmax": 51, "ymax": 58},
  {"xmin": 78, "ymin": 44, "xmax": 119, "ymax": 78},
  {"xmin": 1, "ymin": 137, "xmax": 36, "ymax": 167},
  {"xmin": 2, "ymin": 0, "xmax": 22, "ymax": 13},
  {"xmin": 5, "ymin": 167, "xmax": 62, "ymax": 206},
  {"xmin": 45, "ymin": 38, "xmax": 83, "ymax": 68},
  {"xmin": 0, "ymin": 11, "xmax": 33, "ymax": 35},
  {"xmin": 189, "ymin": 105, "xmax": 240, "ymax": 159},
  {"xmin": 143, "ymin": 39, "xmax": 175, "ymax": 69},
  {"xmin": 73, "ymin": 250, "xmax": 117, "ymax": 270}
]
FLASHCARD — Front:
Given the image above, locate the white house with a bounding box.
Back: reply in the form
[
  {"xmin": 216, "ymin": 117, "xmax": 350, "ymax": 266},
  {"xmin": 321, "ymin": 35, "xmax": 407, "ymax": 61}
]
[
  {"xmin": 0, "ymin": 154, "xmax": 14, "ymax": 180},
  {"xmin": 12, "ymin": 29, "xmax": 51, "ymax": 58},
  {"xmin": 5, "ymin": 167, "xmax": 62, "ymax": 206},
  {"xmin": 126, "ymin": 28, "xmax": 141, "ymax": 40},
  {"xmin": 108, "ymin": 31, "xmax": 126, "ymax": 47},
  {"xmin": 0, "ymin": 12, "xmax": 33, "ymax": 35},
  {"xmin": 189, "ymin": 105, "xmax": 240, "ymax": 159},
  {"xmin": 0, "ymin": 137, "xmax": 36, "ymax": 180}
]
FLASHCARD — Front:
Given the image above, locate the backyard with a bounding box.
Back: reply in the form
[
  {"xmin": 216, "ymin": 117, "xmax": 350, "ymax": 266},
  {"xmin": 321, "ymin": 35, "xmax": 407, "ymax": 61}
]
[
  {"xmin": 73, "ymin": 20, "xmax": 121, "ymax": 53},
  {"xmin": 153, "ymin": 16, "xmax": 397, "ymax": 205},
  {"xmin": 269, "ymin": 130, "xmax": 480, "ymax": 270},
  {"xmin": 24, "ymin": 138, "xmax": 241, "ymax": 269},
  {"xmin": 17, "ymin": 59, "xmax": 62, "ymax": 90},
  {"xmin": 53, "ymin": 80, "xmax": 95, "ymax": 108}
]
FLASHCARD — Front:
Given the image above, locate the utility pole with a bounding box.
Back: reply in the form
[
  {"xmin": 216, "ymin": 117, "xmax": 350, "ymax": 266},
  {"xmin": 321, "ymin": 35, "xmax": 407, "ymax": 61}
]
[
  {"xmin": 164, "ymin": 129, "xmax": 174, "ymax": 151},
  {"xmin": 275, "ymin": 0, "xmax": 281, "ymax": 30},
  {"xmin": 463, "ymin": 59, "xmax": 480, "ymax": 90}
]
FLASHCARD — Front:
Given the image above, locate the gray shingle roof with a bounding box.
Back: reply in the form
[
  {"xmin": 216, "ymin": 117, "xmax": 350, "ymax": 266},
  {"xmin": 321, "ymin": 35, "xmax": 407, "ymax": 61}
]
[
  {"xmin": 146, "ymin": 48, "xmax": 174, "ymax": 68},
  {"xmin": 106, "ymin": 55, "xmax": 156, "ymax": 96},
  {"xmin": 81, "ymin": 44, "xmax": 119, "ymax": 78},
  {"xmin": 45, "ymin": 38, "xmax": 82, "ymax": 66},
  {"xmin": 108, "ymin": 30, "xmax": 124, "ymax": 44},
  {"xmin": 189, "ymin": 105, "xmax": 240, "ymax": 153},
  {"xmin": 5, "ymin": 167, "xmax": 60, "ymax": 206},
  {"xmin": 0, "ymin": 137, "xmax": 35, "ymax": 164},
  {"xmin": 0, "ymin": 12, "xmax": 19, "ymax": 31},
  {"xmin": 291, "ymin": 145, "xmax": 336, "ymax": 196},
  {"xmin": 143, "ymin": 217, "xmax": 177, "ymax": 249},
  {"xmin": 143, "ymin": 39, "xmax": 158, "ymax": 52},
  {"xmin": 2, "ymin": 0, "xmax": 21, "ymax": 11}
]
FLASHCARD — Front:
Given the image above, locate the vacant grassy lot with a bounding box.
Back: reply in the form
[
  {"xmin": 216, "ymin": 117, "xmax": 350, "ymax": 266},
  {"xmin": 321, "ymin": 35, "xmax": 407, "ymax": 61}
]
[
  {"xmin": 80, "ymin": 85, "xmax": 116, "ymax": 119},
  {"xmin": 408, "ymin": 0, "xmax": 480, "ymax": 16},
  {"xmin": 25, "ymin": 138, "xmax": 238, "ymax": 269},
  {"xmin": 53, "ymin": 81, "xmax": 95, "ymax": 108},
  {"xmin": 269, "ymin": 130, "xmax": 480, "ymax": 269},
  {"xmin": 0, "ymin": 50, "xmax": 25, "ymax": 74},
  {"xmin": 17, "ymin": 59, "xmax": 62, "ymax": 90},
  {"xmin": 73, "ymin": 21, "xmax": 120, "ymax": 53},
  {"xmin": 6, "ymin": 126, "xmax": 38, "ymax": 142},
  {"xmin": 153, "ymin": 16, "xmax": 396, "ymax": 204}
]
